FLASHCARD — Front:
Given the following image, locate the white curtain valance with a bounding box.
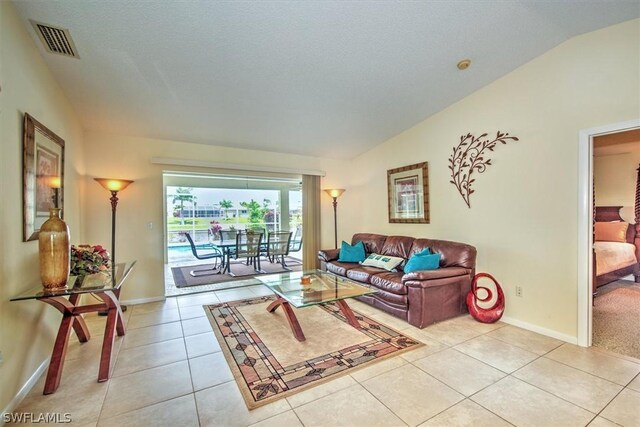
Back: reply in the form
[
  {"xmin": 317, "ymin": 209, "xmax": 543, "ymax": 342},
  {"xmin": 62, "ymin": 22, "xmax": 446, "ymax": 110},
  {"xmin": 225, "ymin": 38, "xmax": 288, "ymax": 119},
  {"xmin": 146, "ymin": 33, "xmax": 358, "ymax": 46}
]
[{"xmin": 151, "ymin": 157, "xmax": 325, "ymax": 177}]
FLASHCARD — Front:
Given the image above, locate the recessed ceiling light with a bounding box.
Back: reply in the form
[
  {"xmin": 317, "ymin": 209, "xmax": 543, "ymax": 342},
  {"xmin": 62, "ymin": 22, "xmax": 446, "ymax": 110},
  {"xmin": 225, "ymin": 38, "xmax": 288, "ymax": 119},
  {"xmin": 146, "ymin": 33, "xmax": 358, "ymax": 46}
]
[{"xmin": 457, "ymin": 59, "xmax": 471, "ymax": 70}]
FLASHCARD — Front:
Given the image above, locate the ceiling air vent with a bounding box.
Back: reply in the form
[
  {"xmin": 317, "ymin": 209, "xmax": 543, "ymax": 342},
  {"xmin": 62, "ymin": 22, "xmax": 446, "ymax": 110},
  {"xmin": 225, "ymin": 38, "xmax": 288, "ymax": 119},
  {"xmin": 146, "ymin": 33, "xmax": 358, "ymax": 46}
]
[{"xmin": 30, "ymin": 20, "xmax": 79, "ymax": 58}]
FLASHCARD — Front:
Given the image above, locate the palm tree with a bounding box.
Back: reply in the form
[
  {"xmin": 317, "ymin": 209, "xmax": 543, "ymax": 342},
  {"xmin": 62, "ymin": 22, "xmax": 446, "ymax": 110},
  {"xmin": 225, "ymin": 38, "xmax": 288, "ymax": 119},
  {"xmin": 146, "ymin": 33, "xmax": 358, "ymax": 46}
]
[
  {"xmin": 172, "ymin": 187, "xmax": 195, "ymax": 225},
  {"xmin": 219, "ymin": 199, "xmax": 233, "ymax": 219}
]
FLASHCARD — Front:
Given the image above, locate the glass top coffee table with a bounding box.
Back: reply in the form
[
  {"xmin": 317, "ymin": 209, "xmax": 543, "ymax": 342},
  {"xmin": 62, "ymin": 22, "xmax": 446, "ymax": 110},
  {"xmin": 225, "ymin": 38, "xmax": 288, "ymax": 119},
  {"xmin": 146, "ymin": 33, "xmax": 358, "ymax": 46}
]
[{"xmin": 257, "ymin": 269, "xmax": 376, "ymax": 341}]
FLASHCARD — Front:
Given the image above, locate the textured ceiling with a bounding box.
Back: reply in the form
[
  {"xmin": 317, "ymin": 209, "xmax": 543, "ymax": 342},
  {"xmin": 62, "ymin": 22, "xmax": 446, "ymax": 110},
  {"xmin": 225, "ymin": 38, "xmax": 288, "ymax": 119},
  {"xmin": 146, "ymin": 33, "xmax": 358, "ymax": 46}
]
[{"xmin": 12, "ymin": 1, "xmax": 640, "ymax": 159}]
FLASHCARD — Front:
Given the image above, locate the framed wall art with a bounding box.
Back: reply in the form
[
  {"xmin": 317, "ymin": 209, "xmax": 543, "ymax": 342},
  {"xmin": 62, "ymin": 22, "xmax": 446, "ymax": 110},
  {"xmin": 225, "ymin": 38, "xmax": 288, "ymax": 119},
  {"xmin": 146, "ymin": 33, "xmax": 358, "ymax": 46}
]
[
  {"xmin": 23, "ymin": 113, "xmax": 65, "ymax": 241},
  {"xmin": 387, "ymin": 162, "xmax": 429, "ymax": 223}
]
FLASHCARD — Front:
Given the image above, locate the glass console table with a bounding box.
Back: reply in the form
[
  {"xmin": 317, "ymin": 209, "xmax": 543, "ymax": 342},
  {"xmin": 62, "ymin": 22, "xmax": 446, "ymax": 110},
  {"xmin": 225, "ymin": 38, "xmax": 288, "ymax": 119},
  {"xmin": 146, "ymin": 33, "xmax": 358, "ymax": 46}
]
[{"xmin": 10, "ymin": 262, "xmax": 136, "ymax": 394}]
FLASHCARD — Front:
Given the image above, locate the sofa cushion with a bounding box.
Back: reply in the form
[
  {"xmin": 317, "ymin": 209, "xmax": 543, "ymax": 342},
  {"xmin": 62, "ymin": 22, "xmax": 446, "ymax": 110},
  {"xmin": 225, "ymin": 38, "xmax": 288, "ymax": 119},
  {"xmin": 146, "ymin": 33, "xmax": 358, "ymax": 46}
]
[
  {"xmin": 351, "ymin": 233, "xmax": 387, "ymax": 255},
  {"xmin": 361, "ymin": 253, "xmax": 404, "ymax": 271},
  {"xmin": 346, "ymin": 266, "xmax": 386, "ymax": 283},
  {"xmin": 411, "ymin": 238, "xmax": 477, "ymax": 269},
  {"xmin": 370, "ymin": 271, "xmax": 407, "ymax": 295},
  {"xmin": 381, "ymin": 235, "xmax": 415, "ymax": 260},
  {"xmin": 326, "ymin": 261, "xmax": 359, "ymax": 277},
  {"xmin": 338, "ymin": 240, "xmax": 366, "ymax": 262},
  {"xmin": 404, "ymin": 252, "xmax": 440, "ymax": 273}
]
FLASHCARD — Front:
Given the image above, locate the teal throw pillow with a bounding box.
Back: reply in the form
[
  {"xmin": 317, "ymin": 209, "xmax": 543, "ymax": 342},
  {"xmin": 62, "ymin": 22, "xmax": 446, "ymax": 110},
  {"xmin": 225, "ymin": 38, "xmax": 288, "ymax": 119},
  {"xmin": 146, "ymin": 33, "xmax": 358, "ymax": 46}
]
[
  {"xmin": 338, "ymin": 241, "xmax": 366, "ymax": 263},
  {"xmin": 404, "ymin": 251, "xmax": 440, "ymax": 273}
]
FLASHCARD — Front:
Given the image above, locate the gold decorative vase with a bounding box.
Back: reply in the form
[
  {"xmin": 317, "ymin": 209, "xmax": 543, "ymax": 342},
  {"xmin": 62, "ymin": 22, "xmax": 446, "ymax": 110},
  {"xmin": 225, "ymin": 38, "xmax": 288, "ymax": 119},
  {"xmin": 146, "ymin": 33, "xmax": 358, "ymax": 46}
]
[{"xmin": 39, "ymin": 208, "xmax": 70, "ymax": 290}]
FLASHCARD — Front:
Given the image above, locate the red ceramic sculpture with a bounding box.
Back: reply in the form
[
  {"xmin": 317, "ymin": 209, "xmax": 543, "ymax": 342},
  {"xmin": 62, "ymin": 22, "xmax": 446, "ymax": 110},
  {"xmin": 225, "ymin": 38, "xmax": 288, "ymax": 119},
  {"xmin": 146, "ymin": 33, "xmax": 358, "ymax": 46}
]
[{"xmin": 466, "ymin": 272, "xmax": 505, "ymax": 323}]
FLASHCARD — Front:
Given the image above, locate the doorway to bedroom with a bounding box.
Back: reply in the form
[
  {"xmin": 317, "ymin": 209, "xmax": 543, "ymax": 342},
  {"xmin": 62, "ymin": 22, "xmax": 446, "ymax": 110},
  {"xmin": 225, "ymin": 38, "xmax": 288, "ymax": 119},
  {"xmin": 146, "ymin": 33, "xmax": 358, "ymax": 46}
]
[
  {"xmin": 589, "ymin": 127, "xmax": 640, "ymax": 360},
  {"xmin": 163, "ymin": 172, "xmax": 303, "ymax": 297}
]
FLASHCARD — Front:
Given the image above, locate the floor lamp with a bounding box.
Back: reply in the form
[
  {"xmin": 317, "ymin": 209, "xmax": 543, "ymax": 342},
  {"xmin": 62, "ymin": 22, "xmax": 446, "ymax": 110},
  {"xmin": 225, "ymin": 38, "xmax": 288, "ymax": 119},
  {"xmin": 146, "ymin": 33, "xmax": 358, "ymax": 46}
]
[
  {"xmin": 323, "ymin": 189, "xmax": 345, "ymax": 249},
  {"xmin": 49, "ymin": 176, "xmax": 61, "ymax": 208},
  {"xmin": 95, "ymin": 178, "xmax": 134, "ymax": 313}
]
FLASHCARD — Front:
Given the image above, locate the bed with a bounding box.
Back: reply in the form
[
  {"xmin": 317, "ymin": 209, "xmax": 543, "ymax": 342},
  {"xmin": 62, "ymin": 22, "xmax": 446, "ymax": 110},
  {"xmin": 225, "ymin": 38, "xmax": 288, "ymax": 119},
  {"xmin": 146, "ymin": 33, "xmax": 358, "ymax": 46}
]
[{"xmin": 593, "ymin": 206, "xmax": 640, "ymax": 295}]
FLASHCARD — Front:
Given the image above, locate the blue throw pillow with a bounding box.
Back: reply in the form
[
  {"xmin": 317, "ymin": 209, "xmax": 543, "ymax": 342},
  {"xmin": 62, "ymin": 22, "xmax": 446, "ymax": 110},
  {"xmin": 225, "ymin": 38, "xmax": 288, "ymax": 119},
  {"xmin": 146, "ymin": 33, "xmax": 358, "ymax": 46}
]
[
  {"xmin": 338, "ymin": 241, "xmax": 366, "ymax": 263},
  {"xmin": 404, "ymin": 251, "xmax": 440, "ymax": 272}
]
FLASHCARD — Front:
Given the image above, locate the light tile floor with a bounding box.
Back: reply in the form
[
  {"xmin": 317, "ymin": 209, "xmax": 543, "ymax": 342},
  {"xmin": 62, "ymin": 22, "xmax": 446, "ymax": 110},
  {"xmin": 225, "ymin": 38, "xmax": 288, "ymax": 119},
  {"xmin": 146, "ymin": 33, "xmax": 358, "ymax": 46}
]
[{"xmin": 11, "ymin": 288, "xmax": 640, "ymax": 427}]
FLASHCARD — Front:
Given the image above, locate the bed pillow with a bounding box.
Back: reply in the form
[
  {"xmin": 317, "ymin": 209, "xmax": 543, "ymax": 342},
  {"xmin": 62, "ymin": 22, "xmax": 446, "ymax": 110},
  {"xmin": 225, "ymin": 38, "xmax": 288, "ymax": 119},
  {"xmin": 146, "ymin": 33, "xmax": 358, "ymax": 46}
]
[
  {"xmin": 404, "ymin": 252, "xmax": 441, "ymax": 273},
  {"xmin": 361, "ymin": 253, "xmax": 404, "ymax": 271},
  {"xmin": 595, "ymin": 222, "xmax": 628, "ymax": 243},
  {"xmin": 338, "ymin": 241, "xmax": 366, "ymax": 263}
]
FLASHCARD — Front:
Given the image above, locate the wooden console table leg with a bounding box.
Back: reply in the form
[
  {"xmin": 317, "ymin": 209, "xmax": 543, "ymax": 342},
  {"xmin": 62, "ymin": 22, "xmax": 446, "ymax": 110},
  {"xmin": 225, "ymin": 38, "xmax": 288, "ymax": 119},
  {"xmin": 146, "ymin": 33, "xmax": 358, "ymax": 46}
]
[
  {"xmin": 266, "ymin": 298, "xmax": 305, "ymax": 341},
  {"xmin": 96, "ymin": 291, "xmax": 121, "ymax": 382},
  {"xmin": 68, "ymin": 294, "xmax": 91, "ymax": 342},
  {"xmin": 43, "ymin": 315, "xmax": 74, "ymax": 394},
  {"xmin": 72, "ymin": 315, "xmax": 91, "ymax": 343},
  {"xmin": 335, "ymin": 300, "xmax": 361, "ymax": 329},
  {"xmin": 39, "ymin": 296, "xmax": 85, "ymax": 394}
]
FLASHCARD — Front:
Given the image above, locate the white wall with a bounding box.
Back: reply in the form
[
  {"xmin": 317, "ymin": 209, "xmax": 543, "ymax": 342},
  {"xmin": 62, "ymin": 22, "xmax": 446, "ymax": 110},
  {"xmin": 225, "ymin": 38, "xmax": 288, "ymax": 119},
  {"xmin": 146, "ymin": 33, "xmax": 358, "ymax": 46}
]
[
  {"xmin": 339, "ymin": 19, "xmax": 640, "ymax": 339},
  {"xmin": 0, "ymin": 1, "xmax": 85, "ymax": 413}
]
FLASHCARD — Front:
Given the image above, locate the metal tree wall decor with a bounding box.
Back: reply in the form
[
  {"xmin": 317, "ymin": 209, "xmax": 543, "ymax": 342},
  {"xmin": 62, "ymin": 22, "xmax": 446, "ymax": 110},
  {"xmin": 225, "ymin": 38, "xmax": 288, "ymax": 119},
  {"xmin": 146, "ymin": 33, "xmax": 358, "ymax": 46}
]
[{"xmin": 448, "ymin": 131, "xmax": 519, "ymax": 208}]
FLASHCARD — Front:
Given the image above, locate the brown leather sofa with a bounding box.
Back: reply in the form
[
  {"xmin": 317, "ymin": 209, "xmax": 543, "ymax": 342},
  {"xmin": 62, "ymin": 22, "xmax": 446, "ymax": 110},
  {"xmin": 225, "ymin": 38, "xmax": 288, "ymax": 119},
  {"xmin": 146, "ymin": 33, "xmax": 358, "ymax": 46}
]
[{"xmin": 318, "ymin": 233, "xmax": 477, "ymax": 329}]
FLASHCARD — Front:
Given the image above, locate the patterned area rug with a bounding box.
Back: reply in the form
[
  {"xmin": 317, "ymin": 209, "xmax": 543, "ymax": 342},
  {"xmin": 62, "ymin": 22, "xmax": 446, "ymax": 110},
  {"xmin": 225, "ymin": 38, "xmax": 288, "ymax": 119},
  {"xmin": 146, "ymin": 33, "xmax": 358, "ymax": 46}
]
[{"xmin": 204, "ymin": 296, "xmax": 423, "ymax": 409}]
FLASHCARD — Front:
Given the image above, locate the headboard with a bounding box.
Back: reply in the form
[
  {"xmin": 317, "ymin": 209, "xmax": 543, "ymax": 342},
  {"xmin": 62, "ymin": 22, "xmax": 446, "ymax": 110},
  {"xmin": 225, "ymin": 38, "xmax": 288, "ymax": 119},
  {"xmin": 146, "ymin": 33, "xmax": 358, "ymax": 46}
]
[{"xmin": 595, "ymin": 206, "xmax": 635, "ymax": 244}]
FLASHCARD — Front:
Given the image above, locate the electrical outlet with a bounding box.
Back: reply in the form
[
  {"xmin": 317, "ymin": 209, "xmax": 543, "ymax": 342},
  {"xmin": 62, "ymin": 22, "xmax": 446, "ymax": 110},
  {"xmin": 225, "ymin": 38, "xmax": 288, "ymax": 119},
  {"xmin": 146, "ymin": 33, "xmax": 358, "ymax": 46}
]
[
  {"xmin": 515, "ymin": 286, "xmax": 523, "ymax": 297},
  {"xmin": 0, "ymin": 350, "xmax": 4, "ymax": 366}
]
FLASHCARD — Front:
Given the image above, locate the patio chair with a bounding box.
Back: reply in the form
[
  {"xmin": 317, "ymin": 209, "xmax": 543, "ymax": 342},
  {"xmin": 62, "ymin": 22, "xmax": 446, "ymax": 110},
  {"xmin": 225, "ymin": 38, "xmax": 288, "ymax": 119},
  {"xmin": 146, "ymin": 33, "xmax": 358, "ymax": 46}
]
[
  {"xmin": 185, "ymin": 232, "xmax": 223, "ymax": 277},
  {"xmin": 228, "ymin": 230, "xmax": 264, "ymax": 276},
  {"xmin": 218, "ymin": 229, "xmax": 238, "ymax": 242},
  {"xmin": 264, "ymin": 231, "xmax": 293, "ymax": 270},
  {"xmin": 287, "ymin": 227, "xmax": 303, "ymax": 266}
]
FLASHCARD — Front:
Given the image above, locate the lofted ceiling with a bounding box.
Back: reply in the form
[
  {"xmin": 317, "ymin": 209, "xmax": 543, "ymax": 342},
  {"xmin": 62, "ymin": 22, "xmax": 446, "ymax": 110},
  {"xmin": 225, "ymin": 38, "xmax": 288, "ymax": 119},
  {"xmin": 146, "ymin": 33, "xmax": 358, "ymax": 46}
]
[{"xmin": 12, "ymin": 1, "xmax": 640, "ymax": 159}]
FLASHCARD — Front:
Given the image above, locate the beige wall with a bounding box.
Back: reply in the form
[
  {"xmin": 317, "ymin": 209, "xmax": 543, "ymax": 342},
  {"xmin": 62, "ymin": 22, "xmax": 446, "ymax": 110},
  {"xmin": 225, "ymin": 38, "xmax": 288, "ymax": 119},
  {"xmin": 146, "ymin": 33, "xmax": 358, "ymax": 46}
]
[
  {"xmin": 338, "ymin": 19, "xmax": 640, "ymax": 339},
  {"xmin": 595, "ymin": 152, "xmax": 640, "ymax": 213},
  {"xmin": 2, "ymin": 3, "xmax": 638, "ymax": 411},
  {"xmin": 81, "ymin": 132, "xmax": 349, "ymax": 302},
  {"xmin": 0, "ymin": 2, "xmax": 85, "ymax": 413}
]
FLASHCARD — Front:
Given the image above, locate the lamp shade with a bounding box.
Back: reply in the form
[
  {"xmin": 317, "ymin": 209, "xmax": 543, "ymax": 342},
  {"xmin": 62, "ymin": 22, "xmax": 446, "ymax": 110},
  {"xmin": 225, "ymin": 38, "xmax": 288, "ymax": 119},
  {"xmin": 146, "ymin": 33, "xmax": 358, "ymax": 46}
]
[
  {"xmin": 49, "ymin": 176, "xmax": 62, "ymax": 189},
  {"xmin": 324, "ymin": 189, "xmax": 345, "ymax": 199},
  {"xmin": 94, "ymin": 178, "xmax": 134, "ymax": 193}
]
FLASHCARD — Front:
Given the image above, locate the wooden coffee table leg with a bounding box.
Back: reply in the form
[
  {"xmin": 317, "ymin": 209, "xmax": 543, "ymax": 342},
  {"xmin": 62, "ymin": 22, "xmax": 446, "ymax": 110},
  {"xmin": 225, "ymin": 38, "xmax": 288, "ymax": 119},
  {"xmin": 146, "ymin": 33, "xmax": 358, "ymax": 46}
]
[
  {"xmin": 266, "ymin": 298, "xmax": 283, "ymax": 312},
  {"xmin": 266, "ymin": 297, "xmax": 306, "ymax": 341},
  {"xmin": 335, "ymin": 300, "xmax": 361, "ymax": 329}
]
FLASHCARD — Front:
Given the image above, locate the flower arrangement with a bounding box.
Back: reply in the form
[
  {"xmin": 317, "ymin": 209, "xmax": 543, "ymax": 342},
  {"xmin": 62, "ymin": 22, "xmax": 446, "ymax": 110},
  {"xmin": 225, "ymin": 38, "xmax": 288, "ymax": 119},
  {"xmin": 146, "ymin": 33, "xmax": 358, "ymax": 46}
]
[
  {"xmin": 70, "ymin": 244, "xmax": 111, "ymax": 276},
  {"xmin": 210, "ymin": 220, "xmax": 222, "ymax": 235}
]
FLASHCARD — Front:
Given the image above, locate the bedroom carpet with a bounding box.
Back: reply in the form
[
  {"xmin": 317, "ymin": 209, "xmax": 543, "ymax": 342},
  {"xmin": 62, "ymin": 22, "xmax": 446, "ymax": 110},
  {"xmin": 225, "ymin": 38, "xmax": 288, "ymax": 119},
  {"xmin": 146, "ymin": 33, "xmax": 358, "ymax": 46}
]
[
  {"xmin": 592, "ymin": 283, "xmax": 640, "ymax": 359},
  {"xmin": 204, "ymin": 296, "xmax": 423, "ymax": 409}
]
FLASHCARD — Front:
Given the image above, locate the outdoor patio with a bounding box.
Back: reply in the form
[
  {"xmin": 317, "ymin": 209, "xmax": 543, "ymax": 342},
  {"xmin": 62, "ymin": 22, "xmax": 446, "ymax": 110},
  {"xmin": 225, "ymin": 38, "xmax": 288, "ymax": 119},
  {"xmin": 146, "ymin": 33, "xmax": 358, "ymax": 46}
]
[{"xmin": 164, "ymin": 244, "xmax": 303, "ymax": 297}]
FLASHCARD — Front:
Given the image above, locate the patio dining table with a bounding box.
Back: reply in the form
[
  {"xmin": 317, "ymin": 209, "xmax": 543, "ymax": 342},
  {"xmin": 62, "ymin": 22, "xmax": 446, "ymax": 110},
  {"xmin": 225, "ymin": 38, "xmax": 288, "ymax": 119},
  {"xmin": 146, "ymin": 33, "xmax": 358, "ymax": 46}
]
[{"xmin": 208, "ymin": 237, "xmax": 301, "ymax": 275}]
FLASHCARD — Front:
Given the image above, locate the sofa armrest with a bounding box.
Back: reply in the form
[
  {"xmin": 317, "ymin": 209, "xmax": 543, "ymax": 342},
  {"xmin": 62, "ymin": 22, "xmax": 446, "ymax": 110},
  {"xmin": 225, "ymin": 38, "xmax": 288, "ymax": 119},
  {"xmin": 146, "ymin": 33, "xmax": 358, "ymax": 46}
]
[
  {"xmin": 318, "ymin": 248, "xmax": 340, "ymax": 262},
  {"xmin": 402, "ymin": 267, "xmax": 471, "ymax": 285}
]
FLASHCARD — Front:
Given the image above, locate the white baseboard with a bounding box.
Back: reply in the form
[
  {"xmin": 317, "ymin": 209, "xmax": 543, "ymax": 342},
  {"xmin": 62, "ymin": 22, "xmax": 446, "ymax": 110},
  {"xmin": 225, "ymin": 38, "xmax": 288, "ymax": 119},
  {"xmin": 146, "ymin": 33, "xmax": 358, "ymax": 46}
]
[
  {"xmin": 1, "ymin": 358, "xmax": 49, "ymax": 425},
  {"xmin": 501, "ymin": 316, "xmax": 579, "ymax": 345},
  {"xmin": 120, "ymin": 295, "xmax": 166, "ymax": 305}
]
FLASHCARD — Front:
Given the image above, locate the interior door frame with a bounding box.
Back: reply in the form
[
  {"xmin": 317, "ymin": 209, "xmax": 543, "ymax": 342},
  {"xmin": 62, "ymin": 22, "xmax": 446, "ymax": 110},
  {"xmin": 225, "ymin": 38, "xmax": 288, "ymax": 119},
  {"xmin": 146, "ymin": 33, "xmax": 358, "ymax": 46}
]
[{"xmin": 577, "ymin": 118, "xmax": 640, "ymax": 347}]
